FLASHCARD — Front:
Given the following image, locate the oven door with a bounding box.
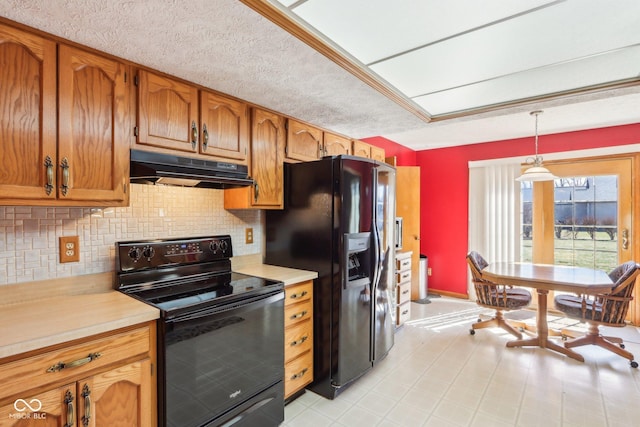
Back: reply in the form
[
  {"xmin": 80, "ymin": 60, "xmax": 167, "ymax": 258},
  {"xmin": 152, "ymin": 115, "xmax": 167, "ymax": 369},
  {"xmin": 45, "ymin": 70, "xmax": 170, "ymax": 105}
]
[{"xmin": 161, "ymin": 290, "xmax": 285, "ymax": 427}]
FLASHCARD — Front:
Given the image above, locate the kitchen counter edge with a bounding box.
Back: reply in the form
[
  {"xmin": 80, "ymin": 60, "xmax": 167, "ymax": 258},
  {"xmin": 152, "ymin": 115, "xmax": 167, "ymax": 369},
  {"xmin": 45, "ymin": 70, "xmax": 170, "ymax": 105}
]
[{"xmin": 0, "ymin": 290, "xmax": 159, "ymax": 360}]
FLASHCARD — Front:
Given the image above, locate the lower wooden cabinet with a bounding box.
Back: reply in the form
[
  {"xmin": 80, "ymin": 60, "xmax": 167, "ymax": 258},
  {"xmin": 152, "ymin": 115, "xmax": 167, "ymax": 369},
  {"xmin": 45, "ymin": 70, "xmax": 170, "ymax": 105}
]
[
  {"xmin": 0, "ymin": 322, "xmax": 155, "ymax": 427},
  {"xmin": 284, "ymin": 280, "xmax": 314, "ymax": 400},
  {"xmin": 396, "ymin": 251, "xmax": 413, "ymax": 327}
]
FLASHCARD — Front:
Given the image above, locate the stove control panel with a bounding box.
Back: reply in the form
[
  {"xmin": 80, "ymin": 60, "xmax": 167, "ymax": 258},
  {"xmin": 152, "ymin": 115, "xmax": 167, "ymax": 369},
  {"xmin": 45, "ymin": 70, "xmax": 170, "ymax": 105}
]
[{"xmin": 116, "ymin": 235, "xmax": 233, "ymax": 271}]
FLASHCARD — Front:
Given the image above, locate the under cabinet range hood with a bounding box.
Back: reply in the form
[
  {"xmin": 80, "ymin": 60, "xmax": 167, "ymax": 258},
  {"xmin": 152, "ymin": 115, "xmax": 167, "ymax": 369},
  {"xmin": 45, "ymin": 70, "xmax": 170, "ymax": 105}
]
[{"xmin": 129, "ymin": 149, "xmax": 254, "ymax": 189}]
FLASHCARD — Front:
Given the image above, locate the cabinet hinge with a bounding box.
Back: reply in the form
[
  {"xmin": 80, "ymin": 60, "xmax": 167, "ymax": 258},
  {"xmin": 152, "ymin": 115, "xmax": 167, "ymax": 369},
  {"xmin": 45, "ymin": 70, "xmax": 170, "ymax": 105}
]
[
  {"xmin": 285, "ymin": 145, "xmax": 288, "ymax": 155},
  {"xmin": 134, "ymin": 74, "xmax": 139, "ymax": 86},
  {"xmin": 133, "ymin": 126, "xmax": 139, "ymax": 137},
  {"xmin": 124, "ymin": 72, "xmax": 127, "ymax": 83},
  {"xmin": 123, "ymin": 183, "xmax": 127, "ymax": 194}
]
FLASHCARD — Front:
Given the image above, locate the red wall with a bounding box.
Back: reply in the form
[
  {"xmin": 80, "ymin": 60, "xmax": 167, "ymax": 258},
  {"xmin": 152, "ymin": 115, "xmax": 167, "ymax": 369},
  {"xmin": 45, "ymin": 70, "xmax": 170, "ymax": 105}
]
[{"xmin": 368, "ymin": 123, "xmax": 640, "ymax": 297}]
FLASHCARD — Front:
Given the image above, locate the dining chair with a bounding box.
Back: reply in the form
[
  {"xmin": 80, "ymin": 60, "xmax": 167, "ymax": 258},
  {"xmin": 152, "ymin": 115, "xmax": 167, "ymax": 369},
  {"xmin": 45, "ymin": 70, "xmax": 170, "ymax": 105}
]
[
  {"xmin": 466, "ymin": 251, "xmax": 532, "ymax": 338},
  {"xmin": 554, "ymin": 261, "xmax": 640, "ymax": 368}
]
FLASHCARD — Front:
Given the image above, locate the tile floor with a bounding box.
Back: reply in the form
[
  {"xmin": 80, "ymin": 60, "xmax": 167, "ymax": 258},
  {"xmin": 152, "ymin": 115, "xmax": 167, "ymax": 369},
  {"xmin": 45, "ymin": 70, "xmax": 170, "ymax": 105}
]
[{"xmin": 282, "ymin": 297, "xmax": 640, "ymax": 426}]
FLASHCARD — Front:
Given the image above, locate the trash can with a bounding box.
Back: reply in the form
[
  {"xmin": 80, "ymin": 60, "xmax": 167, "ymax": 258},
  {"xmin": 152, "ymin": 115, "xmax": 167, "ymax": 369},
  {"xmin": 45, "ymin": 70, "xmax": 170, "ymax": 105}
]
[{"xmin": 416, "ymin": 254, "xmax": 430, "ymax": 304}]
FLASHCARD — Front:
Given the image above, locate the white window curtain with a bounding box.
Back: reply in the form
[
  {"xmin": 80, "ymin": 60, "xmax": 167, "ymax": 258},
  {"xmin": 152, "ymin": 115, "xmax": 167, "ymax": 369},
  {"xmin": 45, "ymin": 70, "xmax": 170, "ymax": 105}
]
[{"xmin": 468, "ymin": 163, "xmax": 521, "ymax": 298}]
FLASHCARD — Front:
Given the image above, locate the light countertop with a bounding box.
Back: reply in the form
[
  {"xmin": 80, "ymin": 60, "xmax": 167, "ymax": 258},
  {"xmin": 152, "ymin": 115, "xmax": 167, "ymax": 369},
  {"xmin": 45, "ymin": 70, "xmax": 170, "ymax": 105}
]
[
  {"xmin": 0, "ymin": 274, "xmax": 159, "ymax": 359},
  {"xmin": 234, "ymin": 263, "xmax": 318, "ymax": 286}
]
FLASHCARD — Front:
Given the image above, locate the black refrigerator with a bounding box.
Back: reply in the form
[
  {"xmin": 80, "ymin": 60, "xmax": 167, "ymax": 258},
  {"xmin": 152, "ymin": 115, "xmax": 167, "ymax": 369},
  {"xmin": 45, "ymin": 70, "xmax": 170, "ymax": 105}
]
[{"xmin": 265, "ymin": 156, "xmax": 396, "ymax": 399}]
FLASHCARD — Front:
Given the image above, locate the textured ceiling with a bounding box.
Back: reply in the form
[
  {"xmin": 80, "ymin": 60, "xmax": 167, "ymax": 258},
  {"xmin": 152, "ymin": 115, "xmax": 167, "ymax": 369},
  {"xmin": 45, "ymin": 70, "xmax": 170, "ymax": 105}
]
[{"xmin": 1, "ymin": 0, "xmax": 639, "ymax": 150}]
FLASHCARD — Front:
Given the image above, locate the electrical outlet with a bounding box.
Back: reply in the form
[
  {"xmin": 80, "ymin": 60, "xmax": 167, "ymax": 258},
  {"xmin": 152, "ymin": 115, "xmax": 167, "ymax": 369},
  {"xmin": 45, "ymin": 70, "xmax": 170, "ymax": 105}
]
[
  {"xmin": 245, "ymin": 228, "xmax": 254, "ymax": 244},
  {"xmin": 59, "ymin": 236, "xmax": 80, "ymax": 263},
  {"xmin": 427, "ymin": 267, "xmax": 432, "ymax": 276}
]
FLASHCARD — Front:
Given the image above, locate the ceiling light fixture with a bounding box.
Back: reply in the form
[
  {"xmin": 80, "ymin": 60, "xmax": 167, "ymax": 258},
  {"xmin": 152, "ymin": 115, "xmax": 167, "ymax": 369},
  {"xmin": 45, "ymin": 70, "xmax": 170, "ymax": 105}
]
[{"xmin": 516, "ymin": 110, "xmax": 558, "ymax": 182}]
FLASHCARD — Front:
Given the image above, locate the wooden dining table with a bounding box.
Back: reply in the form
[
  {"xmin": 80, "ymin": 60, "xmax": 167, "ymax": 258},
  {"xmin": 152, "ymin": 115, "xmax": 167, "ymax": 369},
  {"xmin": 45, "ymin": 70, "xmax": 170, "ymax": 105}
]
[{"xmin": 482, "ymin": 262, "xmax": 614, "ymax": 361}]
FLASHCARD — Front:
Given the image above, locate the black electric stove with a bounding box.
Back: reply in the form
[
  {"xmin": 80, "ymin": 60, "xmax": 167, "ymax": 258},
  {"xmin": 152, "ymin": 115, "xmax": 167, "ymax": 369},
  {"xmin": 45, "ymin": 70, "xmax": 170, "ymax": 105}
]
[{"xmin": 115, "ymin": 235, "xmax": 285, "ymax": 427}]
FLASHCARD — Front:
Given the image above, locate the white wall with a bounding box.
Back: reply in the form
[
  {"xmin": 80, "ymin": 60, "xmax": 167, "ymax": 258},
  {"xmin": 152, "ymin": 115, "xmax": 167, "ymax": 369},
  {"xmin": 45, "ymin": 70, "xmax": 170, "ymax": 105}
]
[{"xmin": 0, "ymin": 184, "xmax": 262, "ymax": 285}]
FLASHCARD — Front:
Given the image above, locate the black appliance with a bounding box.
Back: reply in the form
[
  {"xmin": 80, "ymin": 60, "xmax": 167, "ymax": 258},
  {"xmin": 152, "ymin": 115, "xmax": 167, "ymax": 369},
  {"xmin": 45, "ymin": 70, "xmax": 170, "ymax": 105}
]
[
  {"xmin": 265, "ymin": 156, "xmax": 396, "ymax": 399},
  {"xmin": 129, "ymin": 149, "xmax": 254, "ymax": 188},
  {"xmin": 115, "ymin": 235, "xmax": 284, "ymax": 427}
]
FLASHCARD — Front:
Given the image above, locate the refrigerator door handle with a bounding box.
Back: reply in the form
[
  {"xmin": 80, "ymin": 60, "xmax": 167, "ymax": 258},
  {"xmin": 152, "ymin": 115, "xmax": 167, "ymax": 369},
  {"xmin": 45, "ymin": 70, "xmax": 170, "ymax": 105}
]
[{"xmin": 371, "ymin": 172, "xmax": 382, "ymax": 289}]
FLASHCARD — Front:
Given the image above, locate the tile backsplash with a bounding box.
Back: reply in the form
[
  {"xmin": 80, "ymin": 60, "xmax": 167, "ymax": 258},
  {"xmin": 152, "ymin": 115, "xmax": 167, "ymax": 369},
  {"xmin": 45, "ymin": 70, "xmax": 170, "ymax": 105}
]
[{"xmin": 0, "ymin": 184, "xmax": 262, "ymax": 285}]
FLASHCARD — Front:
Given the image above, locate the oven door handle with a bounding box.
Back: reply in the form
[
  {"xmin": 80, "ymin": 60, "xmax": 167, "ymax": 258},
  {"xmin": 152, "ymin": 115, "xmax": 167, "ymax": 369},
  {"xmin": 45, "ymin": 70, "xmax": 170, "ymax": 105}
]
[{"xmin": 166, "ymin": 290, "xmax": 284, "ymax": 326}]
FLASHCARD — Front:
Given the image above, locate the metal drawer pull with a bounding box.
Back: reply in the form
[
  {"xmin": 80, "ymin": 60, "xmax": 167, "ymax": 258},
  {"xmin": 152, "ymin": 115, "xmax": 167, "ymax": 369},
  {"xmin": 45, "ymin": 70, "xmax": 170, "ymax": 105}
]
[
  {"xmin": 290, "ymin": 368, "xmax": 308, "ymax": 380},
  {"xmin": 289, "ymin": 290, "xmax": 308, "ymax": 299},
  {"xmin": 290, "ymin": 335, "xmax": 309, "ymax": 346},
  {"xmin": 44, "ymin": 156, "xmax": 54, "ymax": 195},
  {"xmin": 202, "ymin": 123, "xmax": 209, "ymax": 150},
  {"xmin": 64, "ymin": 390, "xmax": 74, "ymax": 427},
  {"xmin": 290, "ymin": 310, "xmax": 308, "ymax": 320},
  {"xmin": 60, "ymin": 157, "xmax": 70, "ymax": 196},
  {"xmin": 47, "ymin": 352, "xmax": 102, "ymax": 373},
  {"xmin": 81, "ymin": 384, "xmax": 91, "ymax": 427},
  {"xmin": 191, "ymin": 121, "xmax": 198, "ymax": 149},
  {"xmin": 402, "ymin": 309, "xmax": 409, "ymax": 315},
  {"xmin": 402, "ymin": 289, "xmax": 409, "ymax": 295}
]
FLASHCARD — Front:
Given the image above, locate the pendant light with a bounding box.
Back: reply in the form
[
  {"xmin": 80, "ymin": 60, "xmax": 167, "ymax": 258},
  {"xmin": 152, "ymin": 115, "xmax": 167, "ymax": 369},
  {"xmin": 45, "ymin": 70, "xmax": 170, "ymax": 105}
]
[{"xmin": 516, "ymin": 110, "xmax": 558, "ymax": 182}]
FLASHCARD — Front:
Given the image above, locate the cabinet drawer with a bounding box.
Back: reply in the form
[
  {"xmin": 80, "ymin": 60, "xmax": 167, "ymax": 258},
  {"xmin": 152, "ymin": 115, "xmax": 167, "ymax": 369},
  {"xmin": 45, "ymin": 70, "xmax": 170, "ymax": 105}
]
[
  {"xmin": 284, "ymin": 299, "xmax": 313, "ymax": 328},
  {"xmin": 396, "ymin": 302, "xmax": 411, "ymax": 326},
  {"xmin": 0, "ymin": 325, "xmax": 151, "ymax": 401},
  {"xmin": 284, "ymin": 350, "xmax": 313, "ymax": 398},
  {"xmin": 396, "ymin": 270, "xmax": 411, "ymax": 284},
  {"xmin": 396, "ymin": 257, "xmax": 411, "ymax": 271},
  {"xmin": 285, "ymin": 280, "xmax": 313, "ymax": 306},
  {"xmin": 284, "ymin": 319, "xmax": 313, "ymax": 363},
  {"xmin": 397, "ymin": 281, "xmax": 411, "ymax": 305}
]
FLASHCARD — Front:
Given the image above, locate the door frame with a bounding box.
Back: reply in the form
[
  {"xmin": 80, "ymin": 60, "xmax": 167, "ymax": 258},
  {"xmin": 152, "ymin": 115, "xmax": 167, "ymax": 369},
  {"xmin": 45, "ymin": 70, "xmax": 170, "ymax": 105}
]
[{"xmin": 526, "ymin": 153, "xmax": 639, "ymax": 323}]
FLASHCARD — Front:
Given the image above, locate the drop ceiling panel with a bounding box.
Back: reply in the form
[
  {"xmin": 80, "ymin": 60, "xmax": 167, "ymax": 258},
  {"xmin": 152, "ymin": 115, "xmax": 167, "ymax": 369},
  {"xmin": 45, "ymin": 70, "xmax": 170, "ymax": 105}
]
[
  {"xmin": 369, "ymin": 0, "xmax": 640, "ymax": 99},
  {"xmin": 288, "ymin": 0, "xmax": 556, "ymax": 65},
  {"xmin": 414, "ymin": 45, "xmax": 640, "ymax": 115}
]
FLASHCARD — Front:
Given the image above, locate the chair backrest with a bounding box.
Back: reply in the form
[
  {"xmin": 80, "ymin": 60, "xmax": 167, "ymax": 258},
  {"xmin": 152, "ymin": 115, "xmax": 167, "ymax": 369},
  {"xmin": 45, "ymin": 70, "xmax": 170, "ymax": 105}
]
[
  {"xmin": 609, "ymin": 261, "xmax": 640, "ymax": 298},
  {"xmin": 467, "ymin": 251, "xmax": 488, "ymax": 281},
  {"xmin": 466, "ymin": 251, "xmax": 498, "ymax": 307},
  {"xmin": 597, "ymin": 261, "xmax": 640, "ymax": 325}
]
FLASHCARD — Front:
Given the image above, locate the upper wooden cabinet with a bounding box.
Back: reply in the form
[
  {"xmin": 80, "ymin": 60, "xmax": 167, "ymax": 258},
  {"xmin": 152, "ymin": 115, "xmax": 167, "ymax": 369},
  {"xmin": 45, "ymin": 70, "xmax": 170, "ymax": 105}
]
[
  {"xmin": 352, "ymin": 139, "xmax": 385, "ymax": 161},
  {"xmin": 135, "ymin": 70, "xmax": 249, "ymax": 164},
  {"xmin": 225, "ymin": 108, "xmax": 285, "ymax": 209},
  {"xmin": 323, "ymin": 132, "xmax": 352, "ymax": 156},
  {"xmin": 0, "ymin": 24, "xmax": 57, "ymax": 202},
  {"xmin": 285, "ymin": 122, "xmax": 354, "ymax": 162},
  {"xmin": 0, "ymin": 23, "xmax": 129, "ymax": 206},
  {"xmin": 136, "ymin": 70, "xmax": 199, "ymax": 153},
  {"xmin": 200, "ymin": 91, "xmax": 249, "ymax": 162},
  {"xmin": 58, "ymin": 45, "xmax": 129, "ymax": 204},
  {"xmin": 370, "ymin": 145, "xmax": 386, "ymax": 162},
  {"xmin": 285, "ymin": 118, "xmax": 323, "ymax": 162},
  {"xmin": 352, "ymin": 139, "xmax": 372, "ymax": 158}
]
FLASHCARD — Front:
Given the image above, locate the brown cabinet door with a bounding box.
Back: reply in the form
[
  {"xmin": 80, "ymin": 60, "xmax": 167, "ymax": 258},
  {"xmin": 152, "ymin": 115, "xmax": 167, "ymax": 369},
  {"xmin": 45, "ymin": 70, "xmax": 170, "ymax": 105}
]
[
  {"xmin": 370, "ymin": 146, "xmax": 386, "ymax": 162},
  {"xmin": 352, "ymin": 139, "xmax": 371, "ymax": 158},
  {"xmin": 250, "ymin": 108, "xmax": 285, "ymax": 208},
  {"xmin": 78, "ymin": 359, "xmax": 151, "ymax": 427},
  {"xmin": 286, "ymin": 118, "xmax": 322, "ymax": 162},
  {"xmin": 199, "ymin": 91, "xmax": 249, "ymax": 164},
  {"xmin": 137, "ymin": 70, "xmax": 199, "ymax": 153},
  {"xmin": 0, "ymin": 383, "xmax": 73, "ymax": 427},
  {"xmin": 0, "ymin": 24, "xmax": 57, "ymax": 201},
  {"xmin": 323, "ymin": 132, "xmax": 351, "ymax": 156},
  {"xmin": 58, "ymin": 46, "xmax": 129, "ymax": 203}
]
